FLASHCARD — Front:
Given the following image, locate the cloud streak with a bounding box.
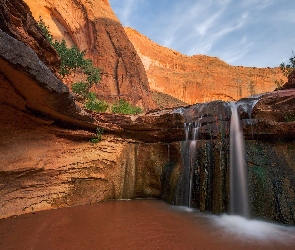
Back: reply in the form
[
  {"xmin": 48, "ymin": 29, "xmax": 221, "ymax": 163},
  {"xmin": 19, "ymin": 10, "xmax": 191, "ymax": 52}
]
[{"xmin": 109, "ymin": 0, "xmax": 295, "ymax": 67}]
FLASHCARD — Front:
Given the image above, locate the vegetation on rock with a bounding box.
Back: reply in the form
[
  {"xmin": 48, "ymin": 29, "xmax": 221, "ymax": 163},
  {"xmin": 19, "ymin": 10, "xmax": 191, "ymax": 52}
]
[
  {"xmin": 275, "ymin": 51, "xmax": 295, "ymax": 89},
  {"xmin": 90, "ymin": 127, "xmax": 104, "ymax": 143},
  {"xmin": 38, "ymin": 17, "xmax": 100, "ymax": 99},
  {"xmin": 280, "ymin": 51, "xmax": 295, "ymax": 77},
  {"xmin": 284, "ymin": 112, "xmax": 295, "ymax": 122},
  {"xmin": 111, "ymin": 99, "xmax": 142, "ymax": 114},
  {"xmin": 85, "ymin": 92, "xmax": 109, "ymax": 112},
  {"xmin": 38, "ymin": 17, "xmax": 142, "ymax": 115}
]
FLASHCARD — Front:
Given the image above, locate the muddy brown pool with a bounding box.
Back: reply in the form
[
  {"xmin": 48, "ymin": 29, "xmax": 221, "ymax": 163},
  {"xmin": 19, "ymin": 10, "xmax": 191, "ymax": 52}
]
[{"xmin": 0, "ymin": 199, "xmax": 294, "ymax": 249}]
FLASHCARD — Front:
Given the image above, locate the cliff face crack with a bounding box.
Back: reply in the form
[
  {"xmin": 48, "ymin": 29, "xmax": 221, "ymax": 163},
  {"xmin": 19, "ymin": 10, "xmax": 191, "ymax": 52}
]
[
  {"xmin": 114, "ymin": 59, "xmax": 121, "ymax": 96},
  {"xmin": 105, "ymin": 29, "xmax": 122, "ymax": 96}
]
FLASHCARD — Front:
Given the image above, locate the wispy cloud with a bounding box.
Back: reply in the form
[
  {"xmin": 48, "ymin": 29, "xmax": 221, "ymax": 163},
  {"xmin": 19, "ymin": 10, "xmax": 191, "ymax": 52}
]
[
  {"xmin": 223, "ymin": 37, "xmax": 254, "ymax": 64},
  {"xmin": 195, "ymin": 9, "xmax": 224, "ymax": 36},
  {"xmin": 214, "ymin": 12, "xmax": 248, "ymax": 40},
  {"xmin": 110, "ymin": 0, "xmax": 295, "ymax": 67},
  {"xmin": 187, "ymin": 11, "xmax": 249, "ymax": 56}
]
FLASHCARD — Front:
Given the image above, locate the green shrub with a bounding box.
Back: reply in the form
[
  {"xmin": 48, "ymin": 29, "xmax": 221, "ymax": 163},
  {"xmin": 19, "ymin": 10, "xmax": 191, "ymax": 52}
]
[
  {"xmin": 111, "ymin": 99, "xmax": 142, "ymax": 115},
  {"xmin": 52, "ymin": 39, "xmax": 86, "ymax": 77},
  {"xmin": 71, "ymin": 82, "xmax": 89, "ymax": 99},
  {"xmin": 90, "ymin": 127, "xmax": 104, "ymax": 143},
  {"xmin": 37, "ymin": 17, "xmax": 101, "ymax": 90},
  {"xmin": 85, "ymin": 92, "xmax": 108, "ymax": 112},
  {"xmin": 280, "ymin": 51, "xmax": 295, "ymax": 77},
  {"xmin": 37, "ymin": 17, "xmax": 53, "ymax": 44}
]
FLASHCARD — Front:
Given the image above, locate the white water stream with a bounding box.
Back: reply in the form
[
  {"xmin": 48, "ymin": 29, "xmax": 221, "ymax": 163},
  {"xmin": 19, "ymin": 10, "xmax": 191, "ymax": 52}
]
[{"xmin": 229, "ymin": 101, "xmax": 250, "ymax": 218}]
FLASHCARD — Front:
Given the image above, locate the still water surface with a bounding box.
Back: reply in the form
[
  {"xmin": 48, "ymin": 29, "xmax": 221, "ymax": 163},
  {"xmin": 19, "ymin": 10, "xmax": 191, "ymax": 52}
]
[{"xmin": 0, "ymin": 199, "xmax": 294, "ymax": 249}]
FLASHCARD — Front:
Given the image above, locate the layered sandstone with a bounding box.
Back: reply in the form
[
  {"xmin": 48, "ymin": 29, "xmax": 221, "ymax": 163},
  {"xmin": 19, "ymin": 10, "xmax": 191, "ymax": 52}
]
[
  {"xmin": 125, "ymin": 27, "xmax": 287, "ymax": 104},
  {"xmin": 0, "ymin": 29, "xmax": 95, "ymax": 130},
  {"xmin": 0, "ymin": 103, "xmax": 169, "ymax": 218},
  {"xmin": 24, "ymin": 0, "xmax": 156, "ymax": 110},
  {"xmin": 0, "ymin": 0, "xmax": 60, "ymax": 73}
]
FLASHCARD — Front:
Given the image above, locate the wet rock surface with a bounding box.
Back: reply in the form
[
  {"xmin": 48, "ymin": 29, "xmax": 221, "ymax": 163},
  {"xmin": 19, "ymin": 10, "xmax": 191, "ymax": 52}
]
[{"xmin": 247, "ymin": 141, "xmax": 295, "ymax": 225}]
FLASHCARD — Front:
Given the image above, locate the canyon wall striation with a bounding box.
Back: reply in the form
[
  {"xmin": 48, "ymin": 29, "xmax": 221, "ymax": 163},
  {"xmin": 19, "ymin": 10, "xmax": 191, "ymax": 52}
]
[{"xmin": 125, "ymin": 27, "xmax": 286, "ymax": 104}]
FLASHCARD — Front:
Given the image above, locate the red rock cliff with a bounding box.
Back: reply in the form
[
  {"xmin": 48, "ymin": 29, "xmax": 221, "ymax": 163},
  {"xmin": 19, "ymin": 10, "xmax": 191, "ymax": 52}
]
[
  {"xmin": 24, "ymin": 0, "xmax": 156, "ymax": 110},
  {"xmin": 125, "ymin": 27, "xmax": 286, "ymax": 104}
]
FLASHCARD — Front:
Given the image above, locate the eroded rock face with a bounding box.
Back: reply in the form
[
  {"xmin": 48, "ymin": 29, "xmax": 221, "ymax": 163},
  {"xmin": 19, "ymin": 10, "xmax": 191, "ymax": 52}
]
[
  {"xmin": 125, "ymin": 27, "xmax": 286, "ymax": 105},
  {"xmin": 0, "ymin": 0, "xmax": 60, "ymax": 73},
  {"xmin": 24, "ymin": 0, "xmax": 156, "ymax": 110},
  {"xmin": 244, "ymin": 89, "xmax": 295, "ymax": 140},
  {"xmin": 0, "ymin": 107, "xmax": 169, "ymax": 218},
  {"xmin": 92, "ymin": 110, "xmax": 185, "ymax": 143},
  {"xmin": 0, "ymin": 29, "xmax": 95, "ymax": 130}
]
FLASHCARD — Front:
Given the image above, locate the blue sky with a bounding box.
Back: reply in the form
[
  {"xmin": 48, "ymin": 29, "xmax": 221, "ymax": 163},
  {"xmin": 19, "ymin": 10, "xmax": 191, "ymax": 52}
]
[{"xmin": 109, "ymin": 0, "xmax": 295, "ymax": 68}]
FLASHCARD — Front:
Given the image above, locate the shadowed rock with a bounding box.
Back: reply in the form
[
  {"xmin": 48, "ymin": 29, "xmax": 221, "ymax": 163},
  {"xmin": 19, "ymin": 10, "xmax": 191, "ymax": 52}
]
[
  {"xmin": 0, "ymin": 0, "xmax": 60, "ymax": 73},
  {"xmin": 281, "ymin": 69, "xmax": 295, "ymax": 90},
  {"xmin": 0, "ymin": 30, "xmax": 96, "ymax": 130}
]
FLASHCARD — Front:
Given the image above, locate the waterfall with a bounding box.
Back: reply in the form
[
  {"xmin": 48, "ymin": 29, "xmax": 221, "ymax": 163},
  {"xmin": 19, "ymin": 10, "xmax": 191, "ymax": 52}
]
[
  {"xmin": 229, "ymin": 102, "xmax": 250, "ymax": 218},
  {"xmin": 177, "ymin": 122, "xmax": 200, "ymax": 207},
  {"xmin": 184, "ymin": 123, "xmax": 191, "ymax": 141}
]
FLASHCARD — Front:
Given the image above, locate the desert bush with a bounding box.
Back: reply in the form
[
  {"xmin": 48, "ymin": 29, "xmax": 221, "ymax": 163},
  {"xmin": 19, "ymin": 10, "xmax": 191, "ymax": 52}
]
[
  {"xmin": 90, "ymin": 127, "xmax": 104, "ymax": 143},
  {"xmin": 37, "ymin": 17, "xmax": 101, "ymax": 95},
  {"xmin": 85, "ymin": 92, "xmax": 108, "ymax": 112},
  {"xmin": 111, "ymin": 99, "xmax": 142, "ymax": 115}
]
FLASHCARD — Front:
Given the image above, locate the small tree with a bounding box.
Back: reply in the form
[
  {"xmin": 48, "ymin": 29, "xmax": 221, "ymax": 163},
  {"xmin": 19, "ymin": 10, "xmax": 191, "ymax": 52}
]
[
  {"xmin": 280, "ymin": 51, "xmax": 295, "ymax": 77},
  {"xmin": 37, "ymin": 17, "xmax": 101, "ymax": 95},
  {"xmin": 275, "ymin": 51, "xmax": 295, "ymax": 89}
]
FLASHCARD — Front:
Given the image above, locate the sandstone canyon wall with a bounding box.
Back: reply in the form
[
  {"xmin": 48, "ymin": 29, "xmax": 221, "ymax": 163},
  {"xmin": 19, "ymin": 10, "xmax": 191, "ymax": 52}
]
[
  {"xmin": 0, "ymin": 0, "xmax": 167, "ymax": 219},
  {"xmin": 125, "ymin": 27, "xmax": 286, "ymax": 104},
  {"xmin": 24, "ymin": 0, "xmax": 155, "ymax": 110}
]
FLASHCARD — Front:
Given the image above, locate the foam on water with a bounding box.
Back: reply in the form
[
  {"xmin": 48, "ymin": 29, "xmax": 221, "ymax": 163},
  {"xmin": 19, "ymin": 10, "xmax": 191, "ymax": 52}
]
[
  {"xmin": 173, "ymin": 206, "xmax": 295, "ymax": 243},
  {"xmin": 215, "ymin": 214, "xmax": 295, "ymax": 240}
]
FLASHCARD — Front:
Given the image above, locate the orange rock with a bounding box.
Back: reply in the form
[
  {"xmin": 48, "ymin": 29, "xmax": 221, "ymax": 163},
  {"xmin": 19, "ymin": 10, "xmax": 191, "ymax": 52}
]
[
  {"xmin": 125, "ymin": 27, "xmax": 287, "ymax": 104},
  {"xmin": 0, "ymin": 0, "xmax": 60, "ymax": 73},
  {"xmin": 24, "ymin": 0, "xmax": 156, "ymax": 110}
]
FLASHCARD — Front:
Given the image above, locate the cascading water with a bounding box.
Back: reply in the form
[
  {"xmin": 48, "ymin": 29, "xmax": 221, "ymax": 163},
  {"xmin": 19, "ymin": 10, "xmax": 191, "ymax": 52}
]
[
  {"xmin": 192, "ymin": 121, "xmax": 201, "ymax": 141},
  {"xmin": 184, "ymin": 123, "xmax": 191, "ymax": 141},
  {"xmin": 177, "ymin": 122, "xmax": 200, "ymax": 207},
  {"xmin": 178, "ymin": 100, "xmax": 251, "ymax": 217},
  {"xmin": 229, "ymin": 102, "xmax": 250, "ymax": 218}
]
